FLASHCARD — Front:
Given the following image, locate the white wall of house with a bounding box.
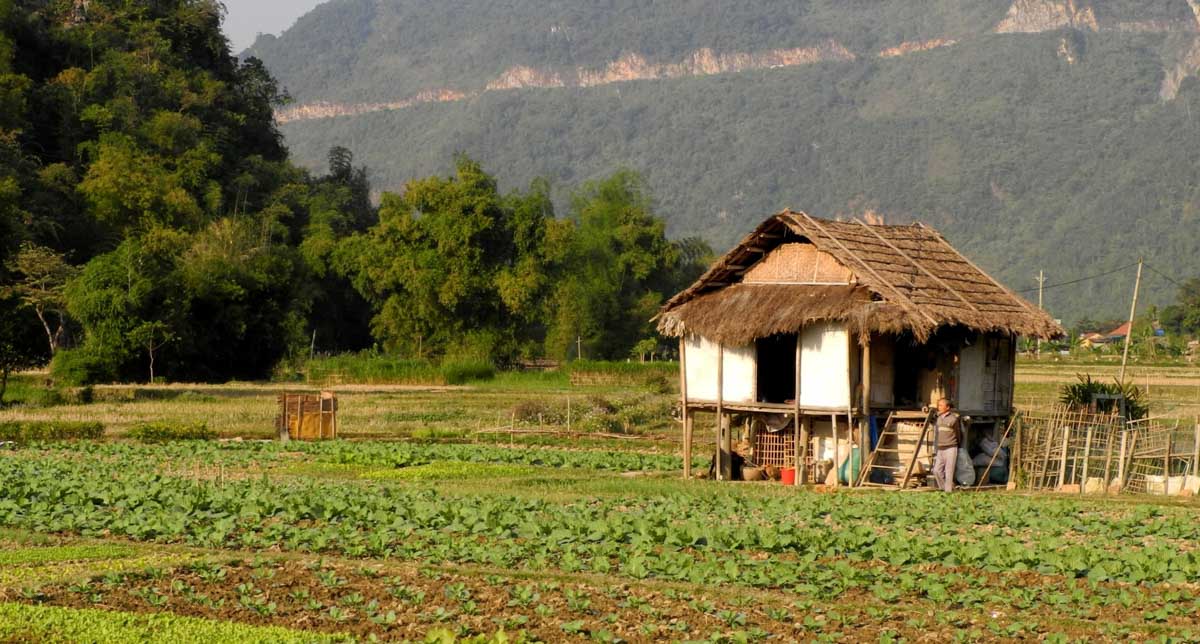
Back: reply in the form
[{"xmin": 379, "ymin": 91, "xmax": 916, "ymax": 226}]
[
  {"xmin": 685, "ymin": 335, "xmax": 756, "ymax": 403},
  {"xmin": 800, "ymin": 321, "xmax": 851, "ymax": 408}
]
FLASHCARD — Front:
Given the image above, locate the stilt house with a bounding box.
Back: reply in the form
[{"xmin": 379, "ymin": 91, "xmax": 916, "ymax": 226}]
[{"xmin": 657, "ymin": 210, "xmax": 1063, "ymax": 486}]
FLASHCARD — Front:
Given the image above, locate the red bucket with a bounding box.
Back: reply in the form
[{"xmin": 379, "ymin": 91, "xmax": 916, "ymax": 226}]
[{"xmin": 781, "ymin": 467, "xmax": 796, "ymax": 485}]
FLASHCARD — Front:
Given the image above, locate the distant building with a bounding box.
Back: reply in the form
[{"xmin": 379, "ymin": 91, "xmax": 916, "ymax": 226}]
[
  {"xmin": 1105, "ymin": 321, "xmax": 1131, "ymax": 341},
  {"xmin": 1078, "ymin": 332, "xmax": 1108, "ymax": 349}
]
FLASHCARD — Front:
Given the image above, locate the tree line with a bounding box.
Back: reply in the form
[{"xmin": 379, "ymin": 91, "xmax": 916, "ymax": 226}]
[{"xmin": 0, "ymin": 1, "xmax": 709, "ymax": 395}]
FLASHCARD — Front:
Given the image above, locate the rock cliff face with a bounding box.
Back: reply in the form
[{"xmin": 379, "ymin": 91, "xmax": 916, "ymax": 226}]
[
  {"xmin": 278, "ymin": 43, "xmax": 856, "ymax": 123},
  {"xmin": 996, "ymin": 0, "xmax": 1099, "ymax": 33},
  {"xmin": 273, "ymin": 1, "xmax": 1200, "ymax": 124},
  {"xmin": 996, "ymin": 0, "xmax": 1199, "ymax": 33},
  {"xmin": 879, "ymin": 39, "xmax": 957, "ymax": 58},
  {"xmin": 1161, "ymin": 36, "xmax": 1200, "ymax": 100}
]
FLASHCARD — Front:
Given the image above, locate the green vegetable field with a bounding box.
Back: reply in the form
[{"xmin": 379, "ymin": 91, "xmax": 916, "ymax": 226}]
[{"xmin": 2, "ymin": 434, "xmax": 1199, "ymax": 641}]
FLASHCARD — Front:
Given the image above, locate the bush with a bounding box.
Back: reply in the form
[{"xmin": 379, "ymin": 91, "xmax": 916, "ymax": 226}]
[
  {"xmin": 50, "ymin": 347, "xmax": 120, "ymax": 386},
  {"xmin": 1059, "ymin": 374, "xmax": 1150, "ymax": 420},
  {"xmin": 0, "ymin": 421, "xmax": 105, "ymax": 443},
  {"xmin": 440, "ymin": 360, "xmax": 495, "ymax": 385},
  {"xmin": 566, "ymin": 360, "xmax": 678, "ymax": 390},
  {"xmin": 127, "ymin": 422, "xmax": 215, "ymax": 442}
]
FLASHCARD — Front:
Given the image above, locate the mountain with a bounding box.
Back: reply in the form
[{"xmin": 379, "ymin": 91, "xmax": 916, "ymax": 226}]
[{"xmin": 245, "ymin": 0, "xmax": 1200, "ymax": 322}]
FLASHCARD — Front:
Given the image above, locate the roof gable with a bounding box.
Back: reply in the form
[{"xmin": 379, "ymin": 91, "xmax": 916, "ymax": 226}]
[
  {"xmin": 741, "ymin": 242, "xmax": 854, "ymax": 285},
  {"xmin": 658, "ymin": 209, "xmax": 1063, "ymax": 342}
]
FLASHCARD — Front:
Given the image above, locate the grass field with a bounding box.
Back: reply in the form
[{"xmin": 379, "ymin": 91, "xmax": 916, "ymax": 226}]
[{"xmin": 0, "ymin": 359, "xmax": 1197, "ymax": 642}]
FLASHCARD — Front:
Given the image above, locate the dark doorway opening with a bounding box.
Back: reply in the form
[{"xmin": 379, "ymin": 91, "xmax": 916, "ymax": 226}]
[{"xmin": 756, "ymin": 333, "xmax": 797, "ymax": 403}]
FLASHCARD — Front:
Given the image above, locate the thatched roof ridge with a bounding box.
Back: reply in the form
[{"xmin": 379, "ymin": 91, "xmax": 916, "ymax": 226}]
[{"xmin": 657, "ymin": 210, "xmax": 1063, "ymax": 343}]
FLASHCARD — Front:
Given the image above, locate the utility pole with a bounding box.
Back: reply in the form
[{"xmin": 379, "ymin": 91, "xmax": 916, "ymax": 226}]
[
  {"xmin": 1119, "ymin": 259, "xmax": 1144, "ymax": 384},
  {"xmin": 576, "ymin": 335, "xmax": 583, "ymax": 361},
  {"xmin": 1036, "ymin": 270, "xmax": 1046, "ymax": 359}
]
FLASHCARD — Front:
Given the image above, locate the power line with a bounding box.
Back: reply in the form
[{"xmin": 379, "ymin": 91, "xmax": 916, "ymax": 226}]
[
  {"xmin": 1014, "ymin": 262, "xmax": 1140, "ymax": 294},
  {"xmin": 1143, "ymin": 261, "xmax": 1187, "ymax": 289}
]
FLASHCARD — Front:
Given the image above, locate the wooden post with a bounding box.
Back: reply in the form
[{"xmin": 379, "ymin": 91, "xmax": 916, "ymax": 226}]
[
  {"xmin": 862, "ymin": 338, "xmax": 871, "ymax": 465},
  {"xmin": 1012, "ymin": 414, "xmax": 1022, "ymax": 485},
  {"xmin": 831, "ymin": 413, "xmax": 840, "ymax": 489},
  {"xmin": 1081, "ymin": 426, "xmax": 1094, "ymax": 494},
  {"xmin": 679, "ymin": 338, "xmax": 689, "ymax": 479},
  {"xmin": 1119, "ymin": 259, "xmax": 1143, "ymax": 384},
  {"xmin": 1057, "ymin": 425, "xmax": 1070, "ymax": 490},
  {"xmin": 1193, "ymin": 417, "xmax": 1200, "ymax": 479},
  {"xmin": 1102, "ymin": 429, "xmax": 1116, "ymax": 495},
  {"xmin": 716, "ymin": 342, "xmax": 725, "ymax": 481},
  {"xmin": 567, "ymin": 396, "xmax": 572, "ymax": 433},
  {"xmin": 1117, "ymin": 431, "xmax": 1128, "ymax": 492},
  {"xmin": 793, "ymin": 333, "xmax": 802, "ymax": 486},
  {"xmin": 1164, "ymin": 425, "xmax": 1173, "ymax": 492}
]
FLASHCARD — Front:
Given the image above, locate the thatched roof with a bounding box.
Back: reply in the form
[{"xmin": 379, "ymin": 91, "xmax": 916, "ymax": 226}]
[{"xmin": 657, "ymin": 210, "xmax": 1063, "ymax": 344}]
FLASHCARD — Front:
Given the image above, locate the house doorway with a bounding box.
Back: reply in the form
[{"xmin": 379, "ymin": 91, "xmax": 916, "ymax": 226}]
[{"xmin": 756, "ymin": 333, "xmax": 797, "ymax": 403}]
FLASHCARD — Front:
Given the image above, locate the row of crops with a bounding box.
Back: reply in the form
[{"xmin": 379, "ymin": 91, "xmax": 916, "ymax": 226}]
[
  {"xmin": 43, "ymin": 440, "xmax": 703, "ymax": 473},
  {"xmin": 3, "ymin": 444, "xmax": 1200, "ymax": 590}
]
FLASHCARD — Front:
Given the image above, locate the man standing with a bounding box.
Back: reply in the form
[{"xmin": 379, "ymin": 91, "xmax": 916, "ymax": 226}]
[{"xmin": 932, "ymin": 398, "xmax": 963, "ymax": 492}]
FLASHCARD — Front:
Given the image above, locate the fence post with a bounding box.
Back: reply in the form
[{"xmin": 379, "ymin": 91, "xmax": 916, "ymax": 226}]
[
  {"xmin": 1193, "ymin": 417, "xmax": 1199, "ymax": 479},
  {"xmin": 1117, "ymin": 431, "xmax": 1127, "ymax": 494},
  {"xmin": 1081, "ymin": 426, "xmax": 1093, "ymax": 494},
  {"xmin": 1057, "ymin": 425, "xmax": 1070, "ymax": 490}
]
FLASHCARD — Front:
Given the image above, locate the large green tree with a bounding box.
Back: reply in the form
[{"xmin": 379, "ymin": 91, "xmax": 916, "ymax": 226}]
[
  {"xmin": 337, "ymin": 156, "xmax": 556, "ymax": 362},
  {"xmin": 0, "ymin": 0, "xmax": 376, "ymax": 384},
  {"xmin": 1160, "ymin": 278, "xmax": 1200, "ymax": 337},
  {"xmin": 544, "ymin": 170, "xmax": 691, "ymax": 360}
]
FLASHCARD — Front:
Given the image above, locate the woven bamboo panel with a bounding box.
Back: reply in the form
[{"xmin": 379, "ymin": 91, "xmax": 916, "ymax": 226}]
[
  {"xmin": 752, "ymin": 430, "xmax": 795, "ymax": 467},
  {"xmin": 743, "ymin": 242, "xmax": 853, "ymax": 284}
]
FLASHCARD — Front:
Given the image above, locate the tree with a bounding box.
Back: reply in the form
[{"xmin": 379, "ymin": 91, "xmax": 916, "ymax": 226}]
[
  {"xmin": 337, "ymin": 156, "xmax": 555, "ymax": 362},
  {"xmin": 545, "ymin": 170, "xmax": 682, "ymax": 360},
  {"xmin": 4, "ymin": 243, "xmax": 77, "ymax": 355},
  {"xmin": 128, "ymin": 321, "xmax": 174, "ymax": 383},
  {"xmin": 1160, "ymin": 278, "xmax": 1200, "ymax": 337},
  {"xmin": 0, "ymin": 297, "xmax": 45, "ymax": 404}
]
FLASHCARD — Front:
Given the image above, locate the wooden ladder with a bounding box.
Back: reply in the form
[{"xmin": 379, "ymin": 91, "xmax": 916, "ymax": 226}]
[{"xmin": 857, "ymin": 409, "xmax": 936, "ymax": 488}]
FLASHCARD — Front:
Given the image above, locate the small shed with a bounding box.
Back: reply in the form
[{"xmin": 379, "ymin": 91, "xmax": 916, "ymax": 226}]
[{"xmin": 656, "ymin": 210, "xmax": 1062, "ymax": 485}]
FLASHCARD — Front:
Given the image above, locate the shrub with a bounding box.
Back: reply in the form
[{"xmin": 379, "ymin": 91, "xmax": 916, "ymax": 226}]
[
  {"xmin": 50, "ymin": 347, "xmax": 119, "ymax": 386},
  {"xmin": 440, "ymin": 360, "xmax": 495, "ymax": 385},
  {"xmin": 1059, "ymin": 374, "xmax": 1149, "ymax": 420},
  {"xmin": 127, "ymin": 422, "xmax": 214, "ymax": 442},
  {"xmin": 0, "ymin": 420, "xmax": 105, "ymax": 443}
]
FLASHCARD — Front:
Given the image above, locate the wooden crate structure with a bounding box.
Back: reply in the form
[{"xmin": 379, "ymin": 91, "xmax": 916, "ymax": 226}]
[
  {"xmin": 277, "ymin": 391, "xmax": 337, "ymax": 441},
  {"xmin": 751, "ymin": 430, "xmax": 795, "ymax": 467}
]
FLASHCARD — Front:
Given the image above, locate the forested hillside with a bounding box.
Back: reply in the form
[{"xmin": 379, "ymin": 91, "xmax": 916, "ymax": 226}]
[
  {"xmin": 250, "ymin": 0, "xmax": 1200, "ymax": 321},
  {"xmin": 0, "ymin": 0, "xmax": 706, "ymax": 390}
]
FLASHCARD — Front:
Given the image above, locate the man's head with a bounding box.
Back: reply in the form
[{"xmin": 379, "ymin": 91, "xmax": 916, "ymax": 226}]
[{"xmin": 936, "ymin": 398, "xmax": 952, "ymax": 414}]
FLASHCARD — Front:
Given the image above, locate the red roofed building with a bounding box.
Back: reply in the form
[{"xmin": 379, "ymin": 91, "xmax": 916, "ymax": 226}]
[{"xmin": 1105, "ymin": 322, "xmax": 1131, "ymax": 340}]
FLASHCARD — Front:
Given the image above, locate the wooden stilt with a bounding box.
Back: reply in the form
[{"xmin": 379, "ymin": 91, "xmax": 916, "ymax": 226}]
[
  {"xmin": 831, "ymin": 413, "xmax": 840, "ymax": 489},
  {"xmin": 716, "ymin": 342, "xmax": 724, "ymax": 481},
  {"xmin": 679, "ymin": 337, "xmax": 690, "ymax": 479},
  {"xmin": 794, "ymin": 333, "xmax": 802, "ymax": 486},
  {"xmin": 683, "ymin": 411, "xmax": 693, "ymax": 480}
]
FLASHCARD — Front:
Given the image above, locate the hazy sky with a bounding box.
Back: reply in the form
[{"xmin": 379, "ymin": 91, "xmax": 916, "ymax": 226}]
[{"xmin": 222, "ymin": 0, "xmax": 327, "ymax": 53}]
